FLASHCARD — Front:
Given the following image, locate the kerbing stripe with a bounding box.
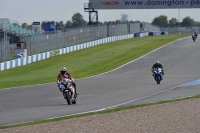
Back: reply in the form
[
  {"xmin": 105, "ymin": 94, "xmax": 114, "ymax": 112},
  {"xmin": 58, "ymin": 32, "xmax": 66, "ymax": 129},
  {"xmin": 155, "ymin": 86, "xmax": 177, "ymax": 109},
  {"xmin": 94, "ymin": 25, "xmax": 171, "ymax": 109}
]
[
  {"xmin": 47, "ymin": 52, "xmax": 50, "ymax": 58},
  {"xmin": 15, "ymin": 59, "xmax": 18, "ymax": 67},
  {"xmin": 4, "ymin": 62, "xmax": 7, "ymax": 70},
  {"xmin": 17, "ymin": 58, "xmax": 21, "ymax": 66},
  {"xmin": 77, "ymin": 45, "xmax": 80, "ymax": 50},
  {"xmin": 23, "ymin": 57, "xmax": 26, "ymax": 65},
  {"xmin": 67, "ymin": 47, "xmax": 69, "ymax": 53},
  {"xmin": 31, "ymin": 56, "xmax": 34, "ymax": 63},
  {"xmin": 38, "ymin": 54, "xmax": 41, "ymax": 61},
  {"xmin": 34, "ymin": 55, "xmax": 36, "ymax": 62},
  {"xmin": 26, "ymin": 57, "xmax": 29, "ymax": 64},
  {"xmin": 7, "ymin": 61, "xmax": 10, "ymax": 69},
  {"xmin": 28, "ymin": 56, "xmax": 31, "ymax": 64},
  {"xmin": 70, "ymin": 46, "xmax": 73, "ymax": 52},
  {"xmin": 21, "ymin": 58, "xmax": 23, "ymax": 66},
  {"xmin": 42, "ymin": 53, "xmax": 45, "ymax": 60},
  {"xmin": 36, "ymin": 54, "xmax": 38, "ymax": 61},
  {"xmin": 81, "ymin": 44, "xmax": 83, "ymax": 49},
  {"xmin": 10, "ymin": 61, "xmax": 13, "ymax": 68},
  {"xmin": 12, "ymin": 60, "xmax": 15, "ymax": 68}
]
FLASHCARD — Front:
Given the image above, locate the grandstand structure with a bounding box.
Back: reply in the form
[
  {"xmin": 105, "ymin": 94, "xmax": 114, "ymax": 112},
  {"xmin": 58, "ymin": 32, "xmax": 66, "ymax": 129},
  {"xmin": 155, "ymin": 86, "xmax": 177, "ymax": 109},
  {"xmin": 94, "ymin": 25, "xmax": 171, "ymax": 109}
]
[
  {"xmin": 0, "ymin": 18, "xmax": 37, "ymax": 36},
  {"xmin": 0, "ymin": 18, "xmax": 40, "ymax": 62}
]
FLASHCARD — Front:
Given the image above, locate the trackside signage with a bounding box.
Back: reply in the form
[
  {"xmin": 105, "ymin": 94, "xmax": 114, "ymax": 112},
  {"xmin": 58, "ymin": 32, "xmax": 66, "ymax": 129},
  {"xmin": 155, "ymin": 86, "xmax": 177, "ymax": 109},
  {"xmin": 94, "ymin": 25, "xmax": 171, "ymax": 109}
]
[{"xmin": 89, "ymin": 0, "xmax": 200, "ymax": 9}]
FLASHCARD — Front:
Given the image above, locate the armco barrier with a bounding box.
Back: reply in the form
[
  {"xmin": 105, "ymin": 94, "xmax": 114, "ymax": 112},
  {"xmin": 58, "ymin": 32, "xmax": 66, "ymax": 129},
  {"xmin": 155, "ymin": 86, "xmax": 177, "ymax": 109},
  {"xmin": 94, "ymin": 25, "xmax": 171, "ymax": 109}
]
[
  {"xmin": 0, "ymin": 34, "xmax": 135, "ymax": 71},
  {"xmin": 161, "ymin": 31, "xmax": 169, "ymax": 35},
  {"xmin": 134, "ymin": 33, "xmax": 140, "ymax": 37},
  {"xmin": 140, "ymin": 32, "xmax": 149, "ymax": 37},
  {"xmin": 149, "ymin": 31, "xmax": 161, "ymax": 36},
  {"xmin": 134, "ymin": 32, "xmax": 149, "ymax": 37}
]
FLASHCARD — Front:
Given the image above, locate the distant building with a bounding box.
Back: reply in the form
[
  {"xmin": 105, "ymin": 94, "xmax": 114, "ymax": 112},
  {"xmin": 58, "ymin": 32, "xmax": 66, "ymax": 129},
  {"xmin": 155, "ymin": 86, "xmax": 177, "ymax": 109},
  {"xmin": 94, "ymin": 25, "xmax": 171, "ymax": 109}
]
[
  {"xmin": 43, "ymin": 22, "xmax": 57, "ymax": 33},
  {"xmin": 32, "ymin": 22, "xmax": 41, "ymax": 33},
  {"xmin": 121, "ymin": 14, "xmax": 128, "ymax": 22}
]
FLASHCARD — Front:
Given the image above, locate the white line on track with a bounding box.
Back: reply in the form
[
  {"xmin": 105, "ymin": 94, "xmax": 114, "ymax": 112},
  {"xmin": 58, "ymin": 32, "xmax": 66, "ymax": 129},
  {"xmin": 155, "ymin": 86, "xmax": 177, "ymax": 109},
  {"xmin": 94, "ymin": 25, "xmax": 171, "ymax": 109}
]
[{"xmin": 2, "ymin": 84, "xmax": 195, "ymax": 127}]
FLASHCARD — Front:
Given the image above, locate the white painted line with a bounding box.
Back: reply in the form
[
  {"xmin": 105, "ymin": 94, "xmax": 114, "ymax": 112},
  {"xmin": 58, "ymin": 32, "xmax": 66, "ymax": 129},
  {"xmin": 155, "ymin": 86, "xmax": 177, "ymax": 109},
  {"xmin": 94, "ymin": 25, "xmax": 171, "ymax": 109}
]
[
  {"xmin": 2, "ymin": 84, "xmax": 193, "ymax": 127},
  {"xmin": 82, "ymin": 36, "xmax": 190, "ymax": 79}
]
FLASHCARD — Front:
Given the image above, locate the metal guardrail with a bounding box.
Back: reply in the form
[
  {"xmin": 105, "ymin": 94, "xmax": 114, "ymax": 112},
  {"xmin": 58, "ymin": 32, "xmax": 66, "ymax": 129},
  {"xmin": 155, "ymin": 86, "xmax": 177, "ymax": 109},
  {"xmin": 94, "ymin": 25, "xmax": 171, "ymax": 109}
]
[{"xmin": 0, "ymin": 30, "xmax": 10, "ymax": 62}]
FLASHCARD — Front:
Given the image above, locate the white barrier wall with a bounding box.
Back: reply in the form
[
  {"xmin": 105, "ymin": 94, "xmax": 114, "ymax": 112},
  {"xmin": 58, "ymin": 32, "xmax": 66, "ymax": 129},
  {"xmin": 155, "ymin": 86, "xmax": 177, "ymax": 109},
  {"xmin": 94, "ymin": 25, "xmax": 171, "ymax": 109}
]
[{"xmin": 0, "ymin": 33, "xmax": 147, "ymax": 71}]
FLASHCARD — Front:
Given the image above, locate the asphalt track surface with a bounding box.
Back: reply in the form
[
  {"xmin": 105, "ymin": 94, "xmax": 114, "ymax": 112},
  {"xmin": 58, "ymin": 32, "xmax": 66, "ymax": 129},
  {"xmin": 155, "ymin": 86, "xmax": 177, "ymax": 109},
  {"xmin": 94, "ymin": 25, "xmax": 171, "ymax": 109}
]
[{"xmin": 1, "ymin": 37, "xmax": 200, "ymax": 126}]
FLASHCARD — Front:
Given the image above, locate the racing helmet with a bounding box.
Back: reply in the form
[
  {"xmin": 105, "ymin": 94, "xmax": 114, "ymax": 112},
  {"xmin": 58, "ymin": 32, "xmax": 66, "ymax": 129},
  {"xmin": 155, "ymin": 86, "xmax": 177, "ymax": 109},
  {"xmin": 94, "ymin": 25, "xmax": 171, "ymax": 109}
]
[
  {"xmin": 60, "ymin": 67, "xmax": 67, "ymax": 75},
  {"xmin": 156, "ymin": 61, "xmax": 160, "ymax": 64}
]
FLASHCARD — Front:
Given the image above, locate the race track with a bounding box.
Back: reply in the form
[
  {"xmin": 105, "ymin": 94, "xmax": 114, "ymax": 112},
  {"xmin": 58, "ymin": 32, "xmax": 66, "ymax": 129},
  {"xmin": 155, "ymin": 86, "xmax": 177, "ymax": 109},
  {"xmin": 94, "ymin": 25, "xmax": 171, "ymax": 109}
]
[{"xmin": 1, "ymin": 36, "xmax": 200, "ymax": 126}]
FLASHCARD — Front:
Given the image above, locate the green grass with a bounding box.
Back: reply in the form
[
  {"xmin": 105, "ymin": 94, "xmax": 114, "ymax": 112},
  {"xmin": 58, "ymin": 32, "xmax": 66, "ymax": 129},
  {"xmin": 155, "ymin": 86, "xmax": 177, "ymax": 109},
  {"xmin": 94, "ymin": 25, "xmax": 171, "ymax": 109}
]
[
  {"xmin": 1, "ymin": 94, "xmax": 199, "ymax": 129},
  {"xmin": 0, "ymin": 34, "xmax": 188, "ymax": 89}
]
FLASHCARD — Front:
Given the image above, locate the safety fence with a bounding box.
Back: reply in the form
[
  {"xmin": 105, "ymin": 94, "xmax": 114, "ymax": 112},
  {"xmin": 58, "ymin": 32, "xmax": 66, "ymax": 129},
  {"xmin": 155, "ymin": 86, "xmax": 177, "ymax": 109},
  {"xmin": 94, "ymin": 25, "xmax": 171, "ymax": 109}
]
[
  {"xmin": 0, "ymin": 32, "xmax": 149, "ymax": 71},
  {"xmin": 0, "ymin": 40, "xmax": 10, "ymax": 62},
  {"xmin": 160, "ymin": 27, "xmax": 200, "ymax": 34},
  {"xmin": 0, "ymin": 22, "xmax": 160, "ymax": 63},
  {"xmin": 143, "ymin": 22, "xmax": 160, "ymax": 32},
  {"xmin": 19, "ymin": 22, "xmax": 159, "ymax": 56}
]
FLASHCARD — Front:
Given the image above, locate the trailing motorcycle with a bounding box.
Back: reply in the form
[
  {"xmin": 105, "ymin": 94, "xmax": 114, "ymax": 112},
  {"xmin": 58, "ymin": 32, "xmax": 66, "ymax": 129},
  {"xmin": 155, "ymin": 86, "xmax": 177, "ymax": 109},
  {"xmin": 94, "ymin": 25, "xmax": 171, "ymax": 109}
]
[
  {"xmin": 59, "ymin": 78, "xmax": 76, "ymax": 105},
  {"xmin": 192, "ymin": 34, "xmax": 196, "ymax": 42},
  {"xmin": 153, "ymin": 68, "xmax": 163, "ymax": 84}
]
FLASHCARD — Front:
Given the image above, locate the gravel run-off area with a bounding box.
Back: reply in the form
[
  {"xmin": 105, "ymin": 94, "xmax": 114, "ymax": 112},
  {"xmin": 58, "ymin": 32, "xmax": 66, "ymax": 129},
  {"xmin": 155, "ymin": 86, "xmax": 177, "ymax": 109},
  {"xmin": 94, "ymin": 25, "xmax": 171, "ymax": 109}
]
[{"xmin": 1, "ymin": 98, "xmax": 200, "ymax": 133}]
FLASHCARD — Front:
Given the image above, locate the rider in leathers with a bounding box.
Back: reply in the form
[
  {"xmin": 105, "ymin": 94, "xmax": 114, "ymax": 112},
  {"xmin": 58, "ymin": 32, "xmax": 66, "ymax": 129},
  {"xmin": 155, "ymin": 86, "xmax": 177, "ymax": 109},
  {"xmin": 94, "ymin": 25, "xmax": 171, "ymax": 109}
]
[
  {"xmin": 57, "ymin": 67, "xmax": 78, "ymax": 95},
  {"xmin": 151, "ymin": 61, "xmax": 164, "ymax": 77}
]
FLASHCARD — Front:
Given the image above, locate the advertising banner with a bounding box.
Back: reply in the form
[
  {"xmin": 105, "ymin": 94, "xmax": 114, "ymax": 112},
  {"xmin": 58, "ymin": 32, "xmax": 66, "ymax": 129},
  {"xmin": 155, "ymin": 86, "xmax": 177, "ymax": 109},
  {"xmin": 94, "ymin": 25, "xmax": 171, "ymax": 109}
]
[{"xmin": 89, "ymin": 0, "xmax": 200, "ymax": 9}]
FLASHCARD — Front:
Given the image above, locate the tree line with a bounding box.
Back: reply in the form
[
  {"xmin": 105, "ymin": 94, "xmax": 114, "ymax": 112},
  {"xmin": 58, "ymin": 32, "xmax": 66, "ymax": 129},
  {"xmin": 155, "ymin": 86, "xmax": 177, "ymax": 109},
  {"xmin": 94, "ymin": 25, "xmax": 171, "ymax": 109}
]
[
  {"xmin": 20, "ymin": 13, "xmax": 200, "ymax": 31},
  {"xmin": 20, "ymin": 12, "xmax": 142, "ymax": 31},
  {"xmin": 21, "ymin": 13, "xmax": 87, "ymax": 31},
  {"xmin": 152, "ymin": 15, "xmax": 200, "ymax": 27}
]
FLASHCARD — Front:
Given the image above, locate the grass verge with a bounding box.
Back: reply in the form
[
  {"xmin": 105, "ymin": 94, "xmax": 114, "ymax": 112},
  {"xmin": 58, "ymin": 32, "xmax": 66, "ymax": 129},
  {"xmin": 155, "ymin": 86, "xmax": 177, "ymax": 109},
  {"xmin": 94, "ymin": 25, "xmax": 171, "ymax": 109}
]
[
  {"xmin": 1, "ymin": 94, "xmax": 199, "ymax": 129},
  {"xmin": 0, "ymin": 34, "xmax": 189, "ymax": 89}
]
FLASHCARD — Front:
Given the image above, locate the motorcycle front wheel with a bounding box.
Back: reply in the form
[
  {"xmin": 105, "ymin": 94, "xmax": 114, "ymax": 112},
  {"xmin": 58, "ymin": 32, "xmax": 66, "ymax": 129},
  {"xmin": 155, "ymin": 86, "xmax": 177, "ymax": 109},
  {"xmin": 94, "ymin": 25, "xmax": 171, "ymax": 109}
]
[{"xmin": 64, "ymin": 91, "xmax": 72, "ymax": 105}]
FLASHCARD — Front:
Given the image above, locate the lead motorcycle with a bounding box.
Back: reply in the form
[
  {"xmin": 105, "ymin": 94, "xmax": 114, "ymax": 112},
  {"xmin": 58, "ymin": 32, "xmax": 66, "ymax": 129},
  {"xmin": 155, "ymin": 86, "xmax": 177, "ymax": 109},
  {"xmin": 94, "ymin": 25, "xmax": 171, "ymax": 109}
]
[
  {"xmin": 153, "ymin": 68, "xmax": 163, "ymax": 84},
  {"xmin": 59, "ymin": 78, "xmax": 76, "ymax": 105}
]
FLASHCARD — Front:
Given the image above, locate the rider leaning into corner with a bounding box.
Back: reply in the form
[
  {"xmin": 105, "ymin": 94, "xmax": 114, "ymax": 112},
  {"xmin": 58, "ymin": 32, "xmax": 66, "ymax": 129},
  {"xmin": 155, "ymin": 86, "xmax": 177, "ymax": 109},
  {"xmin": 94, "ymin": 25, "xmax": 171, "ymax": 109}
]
[
  {"xmin": 151, "ymin": 61, "xmax": 164, "ymax": 77},
  {"xmin": 57, "ymin": 67, "xmax": 78, "ymax": 95}
]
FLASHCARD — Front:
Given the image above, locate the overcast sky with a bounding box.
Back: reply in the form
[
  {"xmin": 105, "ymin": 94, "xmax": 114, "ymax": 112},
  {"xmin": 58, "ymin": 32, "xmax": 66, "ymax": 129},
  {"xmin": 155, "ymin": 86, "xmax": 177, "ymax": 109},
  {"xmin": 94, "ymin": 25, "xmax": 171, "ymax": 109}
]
[{"xmin": 0, "ymin": 0, "xmax": 200, "ymax": 25}]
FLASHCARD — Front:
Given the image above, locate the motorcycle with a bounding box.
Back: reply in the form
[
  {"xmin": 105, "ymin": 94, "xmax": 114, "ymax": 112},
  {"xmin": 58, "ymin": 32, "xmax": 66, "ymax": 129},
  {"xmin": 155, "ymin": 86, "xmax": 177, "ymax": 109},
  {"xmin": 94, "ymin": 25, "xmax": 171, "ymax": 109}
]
[
  {"xmin": 59, "ymin": 78, "xmax": 76, "ymax": 105},
  {"xmin": 153, "ymin": 68, "xmax": 163, "ymax": 84},
  {"xmin": 192, "ymin": 35, "xmax": 196, "ymax": 42}
]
